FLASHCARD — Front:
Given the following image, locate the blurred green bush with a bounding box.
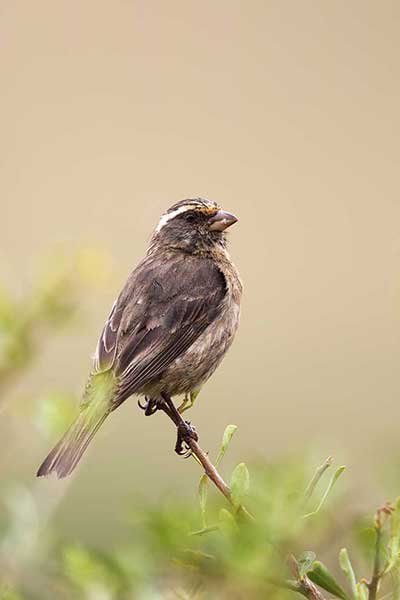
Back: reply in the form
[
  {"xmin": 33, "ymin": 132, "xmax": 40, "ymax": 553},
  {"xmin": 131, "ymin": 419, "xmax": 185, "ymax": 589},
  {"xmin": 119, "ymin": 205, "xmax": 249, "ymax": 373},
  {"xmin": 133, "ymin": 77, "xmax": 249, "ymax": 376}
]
[{"xmin": 0, "ymin": 252, "xmax": 399, "ymax": 600}]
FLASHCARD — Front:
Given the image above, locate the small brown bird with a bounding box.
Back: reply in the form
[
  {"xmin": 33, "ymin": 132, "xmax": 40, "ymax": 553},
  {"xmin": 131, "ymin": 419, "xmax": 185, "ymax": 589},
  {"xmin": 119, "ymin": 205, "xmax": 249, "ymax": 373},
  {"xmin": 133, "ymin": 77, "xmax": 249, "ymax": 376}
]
[{"xmin": 37, "ymin": 198, "xmax": 242, "ymax": 478}]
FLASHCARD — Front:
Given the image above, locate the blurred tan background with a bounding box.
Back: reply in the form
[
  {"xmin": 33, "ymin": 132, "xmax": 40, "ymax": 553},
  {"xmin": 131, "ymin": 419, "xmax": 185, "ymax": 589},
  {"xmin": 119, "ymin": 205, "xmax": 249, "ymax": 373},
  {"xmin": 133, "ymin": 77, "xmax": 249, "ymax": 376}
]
[{"xmin": 1, "ymin": 1, "xmax": 399, "ymax": 541}]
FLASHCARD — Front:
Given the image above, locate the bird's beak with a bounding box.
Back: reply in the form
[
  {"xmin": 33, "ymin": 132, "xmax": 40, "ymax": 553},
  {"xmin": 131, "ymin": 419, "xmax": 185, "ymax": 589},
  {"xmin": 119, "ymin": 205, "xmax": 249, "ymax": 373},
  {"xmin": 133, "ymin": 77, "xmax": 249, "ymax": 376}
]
[{"xmin": 208, "ymin": 210, "xmax": 238, "ymax": 231}]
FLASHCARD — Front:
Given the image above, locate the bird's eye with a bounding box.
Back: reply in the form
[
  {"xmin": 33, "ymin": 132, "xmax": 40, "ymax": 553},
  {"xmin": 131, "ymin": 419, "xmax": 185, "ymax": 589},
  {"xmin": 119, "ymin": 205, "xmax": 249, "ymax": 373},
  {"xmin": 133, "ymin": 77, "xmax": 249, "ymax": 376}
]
[{"xmin": 185, "ymin": 212, "xmax": 196, "ymax": 223}]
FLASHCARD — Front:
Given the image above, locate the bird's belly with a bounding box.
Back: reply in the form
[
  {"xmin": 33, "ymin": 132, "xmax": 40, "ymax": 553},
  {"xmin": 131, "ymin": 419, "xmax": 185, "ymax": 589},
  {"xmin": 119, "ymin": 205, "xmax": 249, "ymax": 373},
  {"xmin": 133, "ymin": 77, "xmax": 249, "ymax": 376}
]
[{"xmin": 143, "ymin": 301, "xmax": 240, "ymax": 397}]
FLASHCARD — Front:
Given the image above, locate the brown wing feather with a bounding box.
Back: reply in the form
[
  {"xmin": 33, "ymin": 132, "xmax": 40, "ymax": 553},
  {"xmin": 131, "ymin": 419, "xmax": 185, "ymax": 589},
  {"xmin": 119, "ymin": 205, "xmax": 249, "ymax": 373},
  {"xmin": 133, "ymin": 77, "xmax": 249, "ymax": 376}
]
[
  {"xmin": 93, "ymin": 252, "xmax": 226, "ymax": 407},
  {"xmin": 94, "ymin": 300, "xmax": 125, "ymax": 372}
]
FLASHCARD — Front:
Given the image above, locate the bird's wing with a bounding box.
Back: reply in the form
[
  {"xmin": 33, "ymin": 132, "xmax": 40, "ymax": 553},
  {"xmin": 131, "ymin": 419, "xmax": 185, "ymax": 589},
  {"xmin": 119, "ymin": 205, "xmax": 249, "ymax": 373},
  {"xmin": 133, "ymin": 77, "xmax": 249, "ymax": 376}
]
[
  {"xmin": 94, "ymin": 298, "xmax": 125, "ymax": 373},
  {"xmin": 93, "ymin": 252, "xmax": 227, "ymax": 407}
]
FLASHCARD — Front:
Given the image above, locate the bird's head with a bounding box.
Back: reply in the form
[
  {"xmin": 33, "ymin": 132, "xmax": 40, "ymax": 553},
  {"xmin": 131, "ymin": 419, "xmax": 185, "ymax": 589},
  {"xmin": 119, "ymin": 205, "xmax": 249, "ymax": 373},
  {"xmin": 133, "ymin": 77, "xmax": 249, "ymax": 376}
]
[{"xmin": 150, "ymin": 198, "xmax": 238, "ymax": 254}]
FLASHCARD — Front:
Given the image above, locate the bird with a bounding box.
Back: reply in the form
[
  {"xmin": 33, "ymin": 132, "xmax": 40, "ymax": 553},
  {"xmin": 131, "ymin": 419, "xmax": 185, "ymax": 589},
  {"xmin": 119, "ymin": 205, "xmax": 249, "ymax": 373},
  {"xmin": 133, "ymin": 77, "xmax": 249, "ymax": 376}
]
[{"xmin": 37, "ymin": 198, "xmax": 242, "ymax": 478}]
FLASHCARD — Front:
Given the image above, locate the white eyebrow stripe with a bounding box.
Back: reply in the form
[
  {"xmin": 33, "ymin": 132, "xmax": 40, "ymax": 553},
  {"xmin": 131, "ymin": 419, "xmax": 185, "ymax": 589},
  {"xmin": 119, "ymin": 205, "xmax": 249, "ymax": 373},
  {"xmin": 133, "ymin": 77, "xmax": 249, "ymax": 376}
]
[{"xmin": 155, "ymin": 204, "xmax": 198, "ymax": 233}]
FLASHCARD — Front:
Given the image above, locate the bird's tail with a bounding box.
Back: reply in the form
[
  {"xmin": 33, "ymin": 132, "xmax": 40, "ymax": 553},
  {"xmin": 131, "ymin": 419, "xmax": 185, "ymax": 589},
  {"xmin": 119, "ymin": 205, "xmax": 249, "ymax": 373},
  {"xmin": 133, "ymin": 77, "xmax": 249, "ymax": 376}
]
[{"xmin": 37, "ymin": 372, "xmax": 115, "ymax": 478}]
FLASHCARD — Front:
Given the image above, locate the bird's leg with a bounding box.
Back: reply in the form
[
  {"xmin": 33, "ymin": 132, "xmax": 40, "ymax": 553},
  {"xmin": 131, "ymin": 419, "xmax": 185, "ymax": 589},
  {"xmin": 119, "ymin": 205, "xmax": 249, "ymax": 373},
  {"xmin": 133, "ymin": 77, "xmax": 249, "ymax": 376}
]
[
  {"xmin": 177, "ymin": 390, "xmax": 199, "ymax": 414},
  {"xmin": 161, "ymin": 392, "xmax": 199, "ymax": 456}
]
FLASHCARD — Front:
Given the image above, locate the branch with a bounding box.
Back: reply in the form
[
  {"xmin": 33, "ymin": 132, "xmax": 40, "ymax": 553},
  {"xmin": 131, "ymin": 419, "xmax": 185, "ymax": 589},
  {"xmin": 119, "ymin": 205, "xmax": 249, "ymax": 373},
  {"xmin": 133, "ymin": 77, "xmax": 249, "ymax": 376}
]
[
  {"xmin": 184, "ymin": 436, "xmax": 232, "ymax": 503},
  {"xmin": 269, "ymin": 577, "xmax": 328, "ymax": 600},
  {"xmin": 185, "ymin": 431, "xmax": 255, "ymax": 521},
  {"xmin": 158, "ymin": 396, "xmax": 253, "ymax": 519},
  {"xmin": 160, "ymin": 404, "xmax": 329, "ymax": 599},
  {"xmin": 368, "ymin": 526, "xmax": 382, "ymax": 600},
  {"xmin": 185, "ymin": 433, "xmax": 325, "ymax": 597},
  {"xmin": 288, "ymin": 556, "xmax": 329, "ymax": 600},
  {"xmin": 297, "ymin": 577, "xmax": 329, "ymax": 600}
]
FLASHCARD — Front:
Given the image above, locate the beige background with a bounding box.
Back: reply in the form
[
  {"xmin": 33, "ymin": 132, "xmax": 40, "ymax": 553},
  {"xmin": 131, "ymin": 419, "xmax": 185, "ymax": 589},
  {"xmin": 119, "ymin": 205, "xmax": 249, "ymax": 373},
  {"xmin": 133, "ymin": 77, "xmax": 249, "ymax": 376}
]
[{"xmin": 1, "ymin": 1, "xmax": 399, "ymax": 539}]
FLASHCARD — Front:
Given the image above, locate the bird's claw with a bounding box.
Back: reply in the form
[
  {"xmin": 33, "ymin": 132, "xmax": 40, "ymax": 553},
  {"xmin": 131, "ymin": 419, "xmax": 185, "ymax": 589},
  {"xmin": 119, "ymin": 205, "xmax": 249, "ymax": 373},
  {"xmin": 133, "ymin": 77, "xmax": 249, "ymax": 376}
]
[
  {"xmin": 137, "ymin": 396, "xmax": 159, "ymax": 416},
  {"xmin": 175, "ymin": 421, "xmax": 198, "ymax": 457},
  {"xmin": 139, "ymin": 396, "xmax": 198, "ymax": 458}
]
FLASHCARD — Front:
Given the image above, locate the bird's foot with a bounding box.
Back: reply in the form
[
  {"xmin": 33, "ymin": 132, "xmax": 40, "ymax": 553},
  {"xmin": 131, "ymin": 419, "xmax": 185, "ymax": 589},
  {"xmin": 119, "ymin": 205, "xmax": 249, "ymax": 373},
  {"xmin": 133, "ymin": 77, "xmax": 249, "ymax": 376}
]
[
  {"xmin": 175, "ymin": 421, "xmax": 198, "ymax": 457},
  {"xmin": 138, "ymin": 396, "xmax": 159, "ymax": 416}
]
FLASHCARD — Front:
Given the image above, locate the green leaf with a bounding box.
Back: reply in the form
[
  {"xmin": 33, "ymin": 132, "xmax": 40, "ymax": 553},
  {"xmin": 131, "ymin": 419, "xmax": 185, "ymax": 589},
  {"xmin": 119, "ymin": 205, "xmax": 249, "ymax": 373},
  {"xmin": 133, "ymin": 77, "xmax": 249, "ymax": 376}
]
[
  {"xmin": 230, "ymin": 463, "xmax": 250, "ymax": 508},
  {"xmin": 303, "ymin": 466, "xmax": 346, "ymax": 518},
  {"xmin": 297, "ymin": 551, "xmax": 316, "ymax": 579},
  {"xmin": 219, "ymin": 508, "xmax": 238, "ymax": 535},
  {"xmin": 216, "ymin": 424, "xmax": 238, "ymax": 466},
  {"xmin": 198, "ymin": 474, "xmax": 209, "ymax": 528},
  {"xmin": 387, "ymin": 497, "xmax": 400, "ymax": 573},
  {"xmin": 308, "ymin": 560, "xmax": 351, "ymax": 600},
  {"xmin": 393, "ymin": 570, "xmax": 400, "ymax": 600},
  {"xmin": 181, "ymin": 549, "xmax": 216, "ymax": 564},
  {"xmin": 357, "ymin": 582, "xmax": 368, "ymax": 600},
  {"xmin": 339, "ymin": 548, "xmax": 358, "ymax": 600},
  {"xmin": 354, "ymin": 527, "xmax": 376, "ymax": 564},
  {"xmin": 304, "ymin": 456, "xmax": 333, "ymax": 503},
  {"xmin": 190, "ymin": 525, "xmax": 219, "ymax": 537}
]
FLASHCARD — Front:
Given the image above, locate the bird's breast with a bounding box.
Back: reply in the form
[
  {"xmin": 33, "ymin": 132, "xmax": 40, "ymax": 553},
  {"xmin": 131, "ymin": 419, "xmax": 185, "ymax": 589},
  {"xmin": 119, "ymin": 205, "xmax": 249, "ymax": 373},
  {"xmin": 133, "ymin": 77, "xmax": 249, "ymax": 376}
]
[
  {"xmin": 153, "ymin": 292, "xmax": 241, "ymax": 397},
  {"xmin": 139, "ymin": 250, "xmax": 242, "ymax": 398}
]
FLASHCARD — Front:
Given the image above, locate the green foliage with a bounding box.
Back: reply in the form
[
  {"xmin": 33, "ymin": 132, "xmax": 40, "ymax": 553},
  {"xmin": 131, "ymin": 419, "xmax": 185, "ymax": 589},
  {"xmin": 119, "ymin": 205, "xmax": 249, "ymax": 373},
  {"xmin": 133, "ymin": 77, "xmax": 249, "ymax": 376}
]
[
  {"xmin": 62, "ymin": 545, "xmax": 130, "ymax": 598},
  {"xmin": 230, "ymin": 462, "xmax": 250, "ymax": 509},
  {"xmin": 0, "ymin": 586, "xmax": 23, "ymax": 600},
  {"xmin": 218, "ymin": 508, "xmax": 238, "ymax": 536},
  {"xmin": 339, "ymin": 548, "xmax": 359, "ymax": 599},
  {"xmin": 0, "ymin": 248, "xmax": 110, "ymax": 390},
  {"xmin": 198, "ymin": 475, "xmax": 209, "ymax": 529},
  {"xmin": 297, "ymin": 551, "xmax": 317, "ymax": 579},
  {"xmin": 1, "ymin": 254, "xmax": 400, "ymax": 599},
  {"xmin": 34, "ymin": 391, "xmax": 78, "ymax": 438},
  {"xmin": 387, "ymin": 498, "xmax": 400, "ymax": 573},
  {"xmin": 308, "ymin": 561, "xmax": 351, "ymax": 600},
  {"xmin": 216, "ymin": 424, "xmax": 237, "ymax": 467},
  {"xmin": 303, "ymin": 465, "xmax": 346, "ymax": 518}
]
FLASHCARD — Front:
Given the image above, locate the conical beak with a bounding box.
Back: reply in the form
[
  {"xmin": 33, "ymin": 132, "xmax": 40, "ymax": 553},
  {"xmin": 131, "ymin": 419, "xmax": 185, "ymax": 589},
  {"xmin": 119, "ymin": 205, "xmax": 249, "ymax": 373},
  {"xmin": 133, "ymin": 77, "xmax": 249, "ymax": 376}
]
[{"xmin": 208, "ymin": 210, "xmax": 238, "ymax": 231}]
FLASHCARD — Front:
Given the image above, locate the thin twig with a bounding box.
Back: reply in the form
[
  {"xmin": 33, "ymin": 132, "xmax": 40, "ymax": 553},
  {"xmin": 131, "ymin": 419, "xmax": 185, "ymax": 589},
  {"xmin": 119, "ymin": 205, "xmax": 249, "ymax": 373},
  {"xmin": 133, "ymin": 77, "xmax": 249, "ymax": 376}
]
[
  {"xmin": 190, "ymin": 525, "xmax": 220, "ymax": 537},
  {"xmin": 297, "ymin": 576, "xmax": 328, "ymax": 600},
  {"xmin": 269, "ymin": 577, "xmax": 328, "ymax": 599},
  {"xmin": 185, "ymin": 437, "xmax": 232, "ymax": 502},
  {"xmin": 289, "ymin": 556, "xmax": 328, "ymax": 600},
  {"xmin": 185, "ymin": 435, "xmax": 255, "ymax": 521},
  {"xmin": 160, "ymin": 399, "xmax": 254, "ymax": 519},
  {"xmin": 368, "ymin": 524, "xmax": 381, "ymax": 600}
]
